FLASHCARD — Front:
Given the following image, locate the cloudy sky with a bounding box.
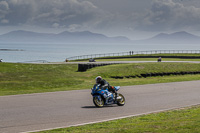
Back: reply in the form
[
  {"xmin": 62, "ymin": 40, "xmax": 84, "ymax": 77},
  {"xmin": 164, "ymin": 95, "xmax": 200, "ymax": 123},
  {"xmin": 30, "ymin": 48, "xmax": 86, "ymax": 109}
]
[{"xmin": 0, "ymin": 0, "xmax": 200, "ymax": 39}]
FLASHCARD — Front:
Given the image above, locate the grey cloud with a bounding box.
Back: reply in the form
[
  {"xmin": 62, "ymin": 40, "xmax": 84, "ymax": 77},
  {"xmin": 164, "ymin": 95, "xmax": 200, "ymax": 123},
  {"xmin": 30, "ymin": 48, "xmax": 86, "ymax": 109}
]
[
  {"xmin": 1, "ymin": 0, "xmax": 200, "ymax": 36},
  {"xmin": 0, "ymin": 1, "xmax": 9, "ymax": 23},
  {"xmin": 0, "ymin": 1, "xmax": 9, "ymax": 11},
  {"xmin": 0, "ymin": 0, "xmax": 105, "ymax": 29},
  {"xmin": 1, "ymin": 0, "xmax": 35, "ymax": 25},
  {"xmin": 136, "ymin": 0, "xmax": 200, "ymax": 31}
]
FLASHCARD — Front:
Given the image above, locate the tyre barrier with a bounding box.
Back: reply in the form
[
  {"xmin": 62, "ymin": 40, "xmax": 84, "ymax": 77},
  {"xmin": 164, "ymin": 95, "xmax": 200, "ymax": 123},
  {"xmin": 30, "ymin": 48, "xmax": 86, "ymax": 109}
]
[
  {"xmin": 111, "ymin": 71, "xmax": 200, "ymax": 79},
  {"xmin": 78, "ymin": 63, "xmax": 117, "ymax": 72}
]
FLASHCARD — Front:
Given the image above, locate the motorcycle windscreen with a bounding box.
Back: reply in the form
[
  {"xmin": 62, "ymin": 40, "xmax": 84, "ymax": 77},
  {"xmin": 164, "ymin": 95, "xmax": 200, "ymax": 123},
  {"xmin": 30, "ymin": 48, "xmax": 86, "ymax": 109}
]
[{"xmin": 114, "ymin": 86, "xmax": 120, "ymax": 91}]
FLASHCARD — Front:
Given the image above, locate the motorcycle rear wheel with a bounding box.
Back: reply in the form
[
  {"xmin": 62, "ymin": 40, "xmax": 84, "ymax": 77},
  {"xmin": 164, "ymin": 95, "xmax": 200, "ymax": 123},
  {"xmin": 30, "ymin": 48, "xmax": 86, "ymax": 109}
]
[
  {"xmin": 93, "ymin": 95, "xmax": 104, "ymax": 107},
  {"xmin": 117, "ymin": 93, "xmax": 125, "ymax": 106}
]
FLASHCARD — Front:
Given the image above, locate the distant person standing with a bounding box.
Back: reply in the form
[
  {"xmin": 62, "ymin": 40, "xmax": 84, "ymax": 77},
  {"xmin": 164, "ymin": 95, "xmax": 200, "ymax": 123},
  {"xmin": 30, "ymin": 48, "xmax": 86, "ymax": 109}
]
[{"xmin": 157, "ymin": 57, "xmax": 162, "ymax": 62}]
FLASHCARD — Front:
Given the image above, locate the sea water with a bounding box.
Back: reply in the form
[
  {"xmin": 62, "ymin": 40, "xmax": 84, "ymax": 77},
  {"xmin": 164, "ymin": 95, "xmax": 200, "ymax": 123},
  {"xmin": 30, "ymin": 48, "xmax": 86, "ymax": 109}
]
[{"xmin": 0, "ymin": 42, "xmax": 200, "ymax": 63}]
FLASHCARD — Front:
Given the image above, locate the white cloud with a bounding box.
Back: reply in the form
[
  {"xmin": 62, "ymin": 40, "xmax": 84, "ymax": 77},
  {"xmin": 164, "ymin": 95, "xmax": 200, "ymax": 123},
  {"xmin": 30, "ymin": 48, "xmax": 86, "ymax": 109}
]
[
  {"xmin": 68, "ymin": 24, "xmax": 82, "ymax": 32},
  {"xmin": 52, "ymin": 23, "xmax": 60, "ymax": 28},
  {"xmin": 1, "ymin": 19, "xmax": 9, "ymax": 23}
]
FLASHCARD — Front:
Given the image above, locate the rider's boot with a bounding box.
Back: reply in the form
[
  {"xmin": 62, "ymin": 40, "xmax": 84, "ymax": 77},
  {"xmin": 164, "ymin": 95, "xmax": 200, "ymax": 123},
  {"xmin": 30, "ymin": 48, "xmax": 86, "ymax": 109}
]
[{"xmin": 115, "ymin": 93, "xmax": 118, "ymax": 101}]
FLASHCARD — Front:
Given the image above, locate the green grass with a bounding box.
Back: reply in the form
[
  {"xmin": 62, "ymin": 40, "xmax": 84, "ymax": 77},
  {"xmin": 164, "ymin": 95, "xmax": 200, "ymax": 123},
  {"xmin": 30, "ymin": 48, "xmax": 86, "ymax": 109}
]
[
  {"xmin": 1, "ymin": 62, "xmax": 200, "ymax": 96},
  {"xmin": 128, "ymin": 53, "xmax": 200, "ymax": 57},
  {"xmin": 92, "ymin": 63, "xmax": 200, "ymax": 77},
  {"xmin": 70, "ymin": 53, "xmax": 200, "ymax": 62},
  {"xmin": 94, "ymin": 58, "xmax": 200, "ymax": 62},
  {"xmin": 100, "ymin": 53, "xmax": 200, "ymax": 58},
  {"xmin": 37, "ymin": 105, "xmax": 200, "ymax": 133},
  {"xmin": 71, "ymin": 57, "xmax": 200, "ymax": 62},
  {"xmin": 1, "ymin": 62, "xmax": 200, "ymax": 132}
]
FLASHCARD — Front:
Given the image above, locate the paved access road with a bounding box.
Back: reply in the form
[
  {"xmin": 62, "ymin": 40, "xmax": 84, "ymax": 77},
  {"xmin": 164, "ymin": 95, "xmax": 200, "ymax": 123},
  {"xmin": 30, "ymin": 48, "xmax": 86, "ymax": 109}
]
[{"xmin": 0, "ymin": 80, "xmax": 200, "ymax": 133}]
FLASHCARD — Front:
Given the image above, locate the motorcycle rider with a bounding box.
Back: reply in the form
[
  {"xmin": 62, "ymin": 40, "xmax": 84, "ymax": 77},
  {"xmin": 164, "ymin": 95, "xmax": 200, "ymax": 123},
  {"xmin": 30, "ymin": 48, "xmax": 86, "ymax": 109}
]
[{"xmin": 95, "ymin": 76, "xmax": 118, "ymax": 100}]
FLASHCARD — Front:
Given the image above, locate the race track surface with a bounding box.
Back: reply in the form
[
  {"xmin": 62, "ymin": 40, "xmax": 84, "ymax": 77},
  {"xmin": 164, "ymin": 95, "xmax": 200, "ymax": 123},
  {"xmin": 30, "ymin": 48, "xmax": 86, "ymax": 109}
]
[{"xmin": 0, "ymin": 80, "xmax": 200, "ymax": 133}]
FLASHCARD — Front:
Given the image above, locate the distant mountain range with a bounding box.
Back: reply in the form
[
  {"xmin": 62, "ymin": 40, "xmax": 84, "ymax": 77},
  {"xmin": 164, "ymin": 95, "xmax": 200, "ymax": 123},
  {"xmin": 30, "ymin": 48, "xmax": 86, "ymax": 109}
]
[
  {"xmin": 136, "ymin": 31, "xmax": 200, "ymax": 44},
  {"xmin": 0, "ymin": 30, "xmax": 200, "ymax": 44},
  {"xmin": 0, "ymin": 30, "xmax": 131, "ymax": 43}
]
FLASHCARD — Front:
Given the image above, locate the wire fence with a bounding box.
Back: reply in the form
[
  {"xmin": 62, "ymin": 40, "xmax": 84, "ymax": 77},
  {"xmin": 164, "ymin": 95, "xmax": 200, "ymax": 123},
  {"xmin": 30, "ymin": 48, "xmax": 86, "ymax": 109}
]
[
  {"xmin": 21, "ymin": 60, "xmax": 49, "ymax": 63},
  {"xmin": 66, "ymin": 50, "xmax": 200, "ymax": 61}
]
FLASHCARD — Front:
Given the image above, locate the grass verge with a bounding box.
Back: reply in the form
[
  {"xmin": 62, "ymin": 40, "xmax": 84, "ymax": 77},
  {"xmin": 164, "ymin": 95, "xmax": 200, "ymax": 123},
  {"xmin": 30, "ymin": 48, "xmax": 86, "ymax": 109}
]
[
  {"xmin": 1, "ymin": 62, "xmax": 200, "ymax": 96},
  {"xmin": 37, "ymin": 105, "xmax": 200, "ymax": 133},
  {"xmin": 1, "ymin": 62, "xmax": 200, "ymax": 132},
  {"xmin": 94, "ymin": 58, "xmax": 200, "ymax": 62},
  {"xmin": 70, "ymin": 53, "xmax": 200, "ymax": 62}
]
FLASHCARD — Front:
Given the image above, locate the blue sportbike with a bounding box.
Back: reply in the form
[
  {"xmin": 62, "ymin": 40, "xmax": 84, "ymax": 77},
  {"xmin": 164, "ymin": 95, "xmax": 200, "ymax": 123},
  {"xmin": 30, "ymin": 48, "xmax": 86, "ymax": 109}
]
[{"xmin": 91, "ymin": 84, "xmax": 125, "ymax": 107}]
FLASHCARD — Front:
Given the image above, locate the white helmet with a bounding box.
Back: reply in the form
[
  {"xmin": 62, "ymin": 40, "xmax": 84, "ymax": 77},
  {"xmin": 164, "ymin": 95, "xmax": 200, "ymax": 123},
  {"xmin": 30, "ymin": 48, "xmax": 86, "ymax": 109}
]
[{"xmin": 95, "ymin": 76, "xmax": 102, "ymax": 83}]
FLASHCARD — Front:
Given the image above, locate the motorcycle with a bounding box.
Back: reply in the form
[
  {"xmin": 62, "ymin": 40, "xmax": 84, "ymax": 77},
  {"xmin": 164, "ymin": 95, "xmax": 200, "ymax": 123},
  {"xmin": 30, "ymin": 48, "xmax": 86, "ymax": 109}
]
[{"xmin": 91, "ymin": 84, "xmax": 125, "ymax": 107}]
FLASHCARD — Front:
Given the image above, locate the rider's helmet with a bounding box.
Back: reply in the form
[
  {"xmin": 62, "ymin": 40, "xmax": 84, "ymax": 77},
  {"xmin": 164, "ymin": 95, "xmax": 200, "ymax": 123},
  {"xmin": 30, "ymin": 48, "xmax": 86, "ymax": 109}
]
[{"xmin": 95, "ymin": 76, "xmax": 102, "ymax": 84}]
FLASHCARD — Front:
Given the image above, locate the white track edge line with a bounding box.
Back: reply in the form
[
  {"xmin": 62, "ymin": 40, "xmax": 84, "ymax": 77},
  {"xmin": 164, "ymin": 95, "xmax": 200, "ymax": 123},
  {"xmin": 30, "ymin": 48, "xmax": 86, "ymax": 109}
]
[{"xmin": 22, "ymin": 103, "xmax": 200, "ymax": 133}]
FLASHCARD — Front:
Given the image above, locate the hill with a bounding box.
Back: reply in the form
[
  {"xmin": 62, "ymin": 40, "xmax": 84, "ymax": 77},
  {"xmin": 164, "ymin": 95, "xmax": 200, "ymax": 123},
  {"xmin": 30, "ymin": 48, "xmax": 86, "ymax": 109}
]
[
  {"xmin": 137, "ymin": 31, "xmax": 200, "ymax": 44},
  {"xmin": 0, "ymin": 30, "xmax": 131, "ymax": 43}
]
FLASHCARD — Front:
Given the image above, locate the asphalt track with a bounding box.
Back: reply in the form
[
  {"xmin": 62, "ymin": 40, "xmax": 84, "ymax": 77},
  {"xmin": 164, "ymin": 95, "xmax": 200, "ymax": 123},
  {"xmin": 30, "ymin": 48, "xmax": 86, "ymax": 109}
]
[{"xmin": 0, "ymin": 80, "xmax": 200, "ymax": 133}]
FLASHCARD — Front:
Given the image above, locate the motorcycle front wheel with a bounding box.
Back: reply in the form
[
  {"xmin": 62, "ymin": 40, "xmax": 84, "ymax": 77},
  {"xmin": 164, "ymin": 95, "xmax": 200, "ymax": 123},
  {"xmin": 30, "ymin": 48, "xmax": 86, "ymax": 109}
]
[
  {"xmin": 117, "ymin": 93, "xmax": 125, "ymax": 106},
  {"xmin": 93, "ymin": 95, "xmax": 104, "ymax": 107}
]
